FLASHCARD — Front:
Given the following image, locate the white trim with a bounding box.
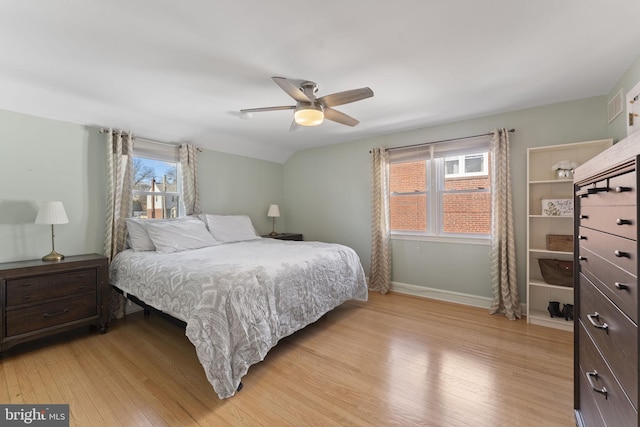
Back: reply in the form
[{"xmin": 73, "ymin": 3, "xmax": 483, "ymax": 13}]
[
  {"xmin": 390, "ymin": 233, "xmax": 490, "ymax": 245},
  {"xmin": 389, "ymin": 281, "xmax": 527, "ymax": 315}
]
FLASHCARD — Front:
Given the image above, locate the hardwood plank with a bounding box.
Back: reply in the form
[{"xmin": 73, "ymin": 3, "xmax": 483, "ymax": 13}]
[{"xmin": 0, "ymin": 291, "xmax": 574, "ymax": 426}]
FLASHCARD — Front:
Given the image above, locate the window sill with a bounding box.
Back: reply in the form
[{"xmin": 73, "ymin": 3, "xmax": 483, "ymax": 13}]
[{"xmin": 390, "ymin": 233, "xmax": 490, "ymax": 246}]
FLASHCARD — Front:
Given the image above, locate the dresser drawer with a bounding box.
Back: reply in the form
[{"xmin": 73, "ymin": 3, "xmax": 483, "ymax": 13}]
[
  {"xmin": 579, "ymin": 324, "xmax": 637, "ymax": 425},
  {"xmin": 6, "ymin": 268, "xmax": 97, "ymax": 307},
  {"xmin": 579, "ymin": 170, "xmax": 637, "ymax": 207},
  {"xmin": 578, "ymin": 226, "xmax": 636, "ymax": 275},
  {"xmin": 580, "ymin": 275, "xmax": 637, "ymax": 406},
  {"xmin": 6, "ymin": 293, "xmax": 97, "ymax": 337},
  {"xmin": 580, "ymin": 205, "xmax": 637, "ymax": 240},
  {"xmin": 579, "ymin": 246, "xmax": 638, "ymax": 323}
]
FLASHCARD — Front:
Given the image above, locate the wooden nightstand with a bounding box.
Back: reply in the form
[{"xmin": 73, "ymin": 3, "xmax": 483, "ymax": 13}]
[
  {"xmin": 262, "ymin": 233, "xmax": 303, "ymax": 241},
  {"xmin": 0, "ymin": 254, "xmax": 109, "ymax": 353}
]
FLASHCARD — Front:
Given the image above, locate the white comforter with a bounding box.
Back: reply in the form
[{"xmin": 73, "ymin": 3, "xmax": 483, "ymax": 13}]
[{"xmin": 110, "ymin": 238, "xmax": 368, "ymax": 398}]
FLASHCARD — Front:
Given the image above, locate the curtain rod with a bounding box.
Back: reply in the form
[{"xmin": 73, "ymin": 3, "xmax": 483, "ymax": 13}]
[
  {"xmin": 98, "ymin": 128, "xmax": 203, "ymax": 151},
  {"xmin": 371, "ymin": 128, "xmax": 515, "ymax": 153}
]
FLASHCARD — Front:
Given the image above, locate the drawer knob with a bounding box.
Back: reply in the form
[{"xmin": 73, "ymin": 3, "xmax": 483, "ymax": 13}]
[
  {"xmin": 616, "ymin": 218, "xmax": 632, "ymax": 225},
  {"xmin": 586, "ymin": 371, "xmax": 608, "ymax": 398},
  {"xmin": 586, "ymin": 312, "xmax": 609, "ymax": 332},
  {"xmin": 579, "ymin": 214, "xmax": 589, "ymax": 220},
  {"xmin": 614, "ymin": 250, "xmax": 629, "ymax": 258},
  {"xmin": 577, "ymin": 235, "xmax": 587, "ymax": 240},
  {"xmin": 614, "ymin": 282, "xmax": 629, "ymax": 291},
  {"xmin": 615, "ymin": 186, "xmax": 631, "ymax": 193}
]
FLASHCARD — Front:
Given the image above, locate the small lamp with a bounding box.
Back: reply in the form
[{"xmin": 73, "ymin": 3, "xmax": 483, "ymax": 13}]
[
  {"xmin": 267, "ymin": 204, "xmax": 280, "ymax": 236},
  {"xmin": 35, "ymin": 201, "xmax": 69, "ymax": 261}
]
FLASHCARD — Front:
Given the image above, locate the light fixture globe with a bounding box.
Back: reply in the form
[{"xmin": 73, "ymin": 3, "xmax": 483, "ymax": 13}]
[{"xmin": 294, "ymin": 104, "xmax": 324, "ymax": 126}]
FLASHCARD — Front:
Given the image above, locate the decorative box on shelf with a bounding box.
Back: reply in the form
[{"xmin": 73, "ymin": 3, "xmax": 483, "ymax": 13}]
[
  {"xmin": 541, "ymin": 198, "xmax": 573, "ymax": 216},
  {"xmin": 546, "ymin": 234, "xmax": 573, "ymax": 252}
]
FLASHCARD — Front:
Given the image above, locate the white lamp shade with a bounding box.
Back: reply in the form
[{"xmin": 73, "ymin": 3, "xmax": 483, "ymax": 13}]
[
  {"xmin": 267, "ymin": 204, "xmax": 280, "ymax": 218},
  {"xmin": 35, "ymin": 201, "xmax": 69, "ymax": 225}
]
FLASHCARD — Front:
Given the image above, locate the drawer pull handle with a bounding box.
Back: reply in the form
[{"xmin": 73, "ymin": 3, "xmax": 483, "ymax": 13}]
[
  {"xmin": 614, "ymin": 250, "xmax": 629, "ymax": 258},
  {"xmin": 21, "ymin": 282, "xmax": 33, "ymax": 287},
  {"xmin": 616, "ymin": 218, "xmax": 632, "ymax": 225},
  {"xmin": 577, "ymin": 235, "xmax": 587, "ymax": 240},
  {"xmin": 587, "ymin": 312, "xmax": 609, "ymax": 332},
  {"xmin": 615, "ymin": 186, "xmax": 631, "ymax": 193},
  {"xmin": 586, "ymin": 371, "xmax": 608, "ymax": 398},
  {"xmin": 579, "ymin": 193, "xmax": 589, "ymax": 198},
  {"xmin": 22, "ymin": 295, "xmax": 31, "ymax": 300},
  {"xmin": 578, "ymin": 256, "xmax": 587, "ymax": 261},
  {"xmin": 614, "ymin": 282, "xmax": 629, "ymax": 291},
  {"xmin": 579, "ymin": 214, "xmax": 589, "ymax": 220},
  {"xmin": 43, "ymin": 308, "xmax": 69, "ymax": 318},
  {"xmin": 587, "ymin": 187, "xmax": 609, "ymax": 194}
]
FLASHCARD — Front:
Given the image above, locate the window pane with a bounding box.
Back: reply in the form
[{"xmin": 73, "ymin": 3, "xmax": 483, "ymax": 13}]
[
  {"xmin": 133, "ymin": 194, "xmax": 180, "ymax": 219},
  {"xmin": 133, "ymin": 157, "xmax": 178, "ymax": 192},
  {"xmin": 390, "ymin": 161, "xmax": 426, "ymax": 193},
  {"xmin": 390, "ymin": 194, "xmax": 427, "ymax": 231},
  {"xmin": 465, "ymin": 154, "xmax": 484, "ymax": 173},
  {"xmin": 445, "ymin": 159, "xmax": 459, "ymax": 175},
  {"xmin": 442, "ymin": 192, "xmax": 491, "ymax": 234}
]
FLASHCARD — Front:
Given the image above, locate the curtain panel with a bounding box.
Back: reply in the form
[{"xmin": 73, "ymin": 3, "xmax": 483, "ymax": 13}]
[
  {"xmin": 369, "ymin": 147, "xmax": 392, "ymax": 294},
  {"xmin": 489, "ymin": 128, "xmax": 521, "ymax": 320},
  {"xmin": 180, "ymin": 143, "xmax": 201, "ymax": 215},
  {"xmin": 104, "ymin": 130, "xmax": 134, "ymax": 319}
]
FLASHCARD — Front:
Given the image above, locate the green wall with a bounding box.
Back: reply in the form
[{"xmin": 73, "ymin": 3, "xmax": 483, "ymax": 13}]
[
  {"xmin": 0, "ymin": 110, "xmax": 283, "ymax": 263},
  {"xmin": 283, "ymin": 97, "xmax": 609, "ymax": 302}
]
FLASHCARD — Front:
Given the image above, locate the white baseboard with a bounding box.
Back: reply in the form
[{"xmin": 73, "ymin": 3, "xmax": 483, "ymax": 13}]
[
  {"xmin": 390, "ymin": 281, "xmax": 528, "ymax": 315},
  {"xmin": 390, "ymin": 281, "xmax": 493, "ymax": 308}
]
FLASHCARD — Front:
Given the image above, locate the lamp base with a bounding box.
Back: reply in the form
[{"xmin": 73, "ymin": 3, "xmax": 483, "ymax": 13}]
[
  {"xmin": 269, "ymin": 231, "xmax": 278, "ymax": 236},
  {"xmin": 42, "ymin": 250, "xmax": 65, "ymax": 261}
]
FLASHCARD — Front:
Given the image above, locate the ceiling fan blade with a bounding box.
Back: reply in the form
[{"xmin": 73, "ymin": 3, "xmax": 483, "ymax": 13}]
[
  {"xmin": 240, "ymin": 105, "xmax": 296, "ymax": 113},
  {"xmin": 317, "ymin": 87, "xmax": 373, "ymax": 108},
  {"xmin": 324, "ymin": 107, "xmax": 360, "ymax": 127},
  {"xmin": 272, "ymin": 77, "xmax": 311, "ymax": 103}
]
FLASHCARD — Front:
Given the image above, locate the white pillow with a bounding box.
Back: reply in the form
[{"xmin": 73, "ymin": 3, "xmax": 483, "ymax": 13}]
[
  {"xmin": 205, "ymin": 214, "xmax": 261, "ymax": 243},
  {"xmin": 146, "ymin": 219, "xmax": 219, "ymax": 253},
  {"xmin": 126, "ymin": 216, "xmax": 204, "ymax": 251}
]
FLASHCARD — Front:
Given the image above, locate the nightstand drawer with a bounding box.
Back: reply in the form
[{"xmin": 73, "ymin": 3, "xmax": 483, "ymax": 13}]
[
  {"xmin": 6, "ymin": 268, "xmax": 97, "ymax": 306},
  {"xmin": 6, "ymin": 294, "xmax": 97, "ymax": 337}
]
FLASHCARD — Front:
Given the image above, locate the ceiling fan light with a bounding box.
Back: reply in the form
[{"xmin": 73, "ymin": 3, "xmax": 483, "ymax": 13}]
[{"xmin": 294, "ymin": 105, "xmax": 324, "ymax": 126}]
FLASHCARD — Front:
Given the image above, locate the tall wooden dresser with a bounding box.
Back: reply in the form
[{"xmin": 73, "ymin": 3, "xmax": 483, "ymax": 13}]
[{"xmin": 573, "ymin": 131, "xmax": 640, "ymax": 426}]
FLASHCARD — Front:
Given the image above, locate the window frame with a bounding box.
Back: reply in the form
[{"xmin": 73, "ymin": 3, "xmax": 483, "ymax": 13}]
[
  {"xmin": 389, "ymin": 137, "xmax": 492, "ymax": 242},
  {"xmin": 131, "ymin": 140, "xmax": 184, "ymax": 219}
]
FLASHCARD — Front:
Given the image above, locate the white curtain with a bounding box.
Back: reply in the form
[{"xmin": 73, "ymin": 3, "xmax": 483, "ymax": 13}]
[
  {"xmin": 489, "ymin": 128, "xmax": 521, "ymax": 319},
  {"xmin": 104, "ymin": 130, "xmax": 134, "ymax": 319},
  {"xmin": 180, "ymin": 143, "xmax": 200, "ymax": 215},
  {"xmin": 369, "ymin": 147, "xmax": 392, "ymax": 294}
]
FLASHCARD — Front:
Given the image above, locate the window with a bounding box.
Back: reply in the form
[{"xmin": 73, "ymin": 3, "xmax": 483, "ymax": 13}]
[
  {"xmin": 132, "ymin": 141, "xmax": 183, "ymax": 219},
  {"xmin": 389, "ymin": 136, "xmax": 491, "ymax": 238}
]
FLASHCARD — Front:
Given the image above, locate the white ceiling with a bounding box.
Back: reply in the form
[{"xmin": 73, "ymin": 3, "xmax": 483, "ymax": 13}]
[{"xmin": 1, "ymin": 1, "xmax": 639, "ymax": 163}]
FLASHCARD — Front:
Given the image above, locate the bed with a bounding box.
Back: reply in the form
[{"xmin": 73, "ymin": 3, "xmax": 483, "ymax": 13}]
[{"xmin": 109, "ymin": 214, "xmax": 368, "ymax": 399}]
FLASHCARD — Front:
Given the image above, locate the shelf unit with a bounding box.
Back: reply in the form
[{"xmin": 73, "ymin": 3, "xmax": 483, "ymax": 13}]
[{"xmin": 526, "ymin": 139, "xmax": 612, "ymax": 331}]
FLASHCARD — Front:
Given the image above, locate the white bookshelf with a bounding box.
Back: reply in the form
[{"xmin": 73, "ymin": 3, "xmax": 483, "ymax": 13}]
[{"xmin": 526, "ymin": 139, "xmax": 612, "ymax": 331}]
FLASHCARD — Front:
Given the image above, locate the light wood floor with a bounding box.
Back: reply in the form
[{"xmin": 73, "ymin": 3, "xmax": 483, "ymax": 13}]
[{"xmin": 0, "ymin": 291, "xmax": 574, "ymax": 426}]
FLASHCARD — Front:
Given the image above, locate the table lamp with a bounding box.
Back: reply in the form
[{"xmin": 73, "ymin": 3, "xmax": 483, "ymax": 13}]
[
  {"xmin": 35, "ymin": 201, "xmax": 69, "ymax": 261},
  {"xmin": 267, "ymin": 204, "xmax": 280, "ymax": 236}
]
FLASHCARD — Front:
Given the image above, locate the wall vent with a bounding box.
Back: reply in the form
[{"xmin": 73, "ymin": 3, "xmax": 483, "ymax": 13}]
[{"xmin": 608, "ymin": 89, "xmax": 623, "ymax": 123}]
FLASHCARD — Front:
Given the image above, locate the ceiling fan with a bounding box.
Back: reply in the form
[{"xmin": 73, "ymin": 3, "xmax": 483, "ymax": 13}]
[{"xmin": 240, "ymin": 76, "xmax": 374, "ymax": 128}]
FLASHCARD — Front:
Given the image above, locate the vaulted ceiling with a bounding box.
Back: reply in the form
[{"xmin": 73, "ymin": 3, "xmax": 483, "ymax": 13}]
[{"xmin": 1, "ymin": 1, "xmax": 639, "ymax": 163}]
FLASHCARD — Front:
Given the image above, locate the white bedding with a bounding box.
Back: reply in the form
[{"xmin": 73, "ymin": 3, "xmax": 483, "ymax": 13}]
[{"xmin": 109, "ymin": 238, "xmax": 368, "ymax": 398}]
